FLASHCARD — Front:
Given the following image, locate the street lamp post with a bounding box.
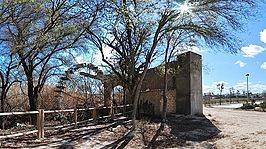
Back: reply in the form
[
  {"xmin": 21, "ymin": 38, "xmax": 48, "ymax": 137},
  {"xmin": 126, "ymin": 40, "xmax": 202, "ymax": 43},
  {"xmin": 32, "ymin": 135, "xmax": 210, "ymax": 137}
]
[{"xmin": 246, "ymin": 73, "xmax": 249, "ymax": 101}]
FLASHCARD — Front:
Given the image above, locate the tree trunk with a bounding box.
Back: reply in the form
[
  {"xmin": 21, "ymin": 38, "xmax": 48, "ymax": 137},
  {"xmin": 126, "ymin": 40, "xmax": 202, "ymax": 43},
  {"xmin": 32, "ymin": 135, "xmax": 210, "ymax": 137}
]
[
  {"xmin": 28, "ymin": 79, "xmax": 38, "ymax": 125},
  {"xmin": 131, "ymin": 67, "xmax": 149, "ymax": 131},
  {"xmin": 162, "ymin": 63, "xmax": 168, "ymax": 124},
  {"xmin": 0, "ymin": 89, "xmax": 6, "ymax": 129},
  {"xmin": 162, "ymin": 39, "xmax": 170, "ymax": 125}
]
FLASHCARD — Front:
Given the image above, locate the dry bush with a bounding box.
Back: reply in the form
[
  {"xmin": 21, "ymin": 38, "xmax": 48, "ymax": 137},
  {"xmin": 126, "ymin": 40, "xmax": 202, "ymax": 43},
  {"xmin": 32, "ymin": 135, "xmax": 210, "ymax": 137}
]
[{"xmin": 6, "ymin": 84, "xmax": 28, "ymax": 112}]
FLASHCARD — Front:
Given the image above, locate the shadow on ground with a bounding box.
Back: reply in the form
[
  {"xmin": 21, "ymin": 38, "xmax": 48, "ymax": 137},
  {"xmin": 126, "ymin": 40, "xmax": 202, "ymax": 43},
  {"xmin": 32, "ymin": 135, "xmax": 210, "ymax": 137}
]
[
  {"xmin": 1, "ymin": 115, "xmax": 220, "ymax": 149},
  {"xmin": 98, "ymin": 130, "xmax": 134, "ymax": 149},
  {"xmin": 145, "ymin": 115, "xmax": 221, "ymax": 148},
  {"xmin": 1, "ymin": 118, "xmax": 132, "ymax": 149}
]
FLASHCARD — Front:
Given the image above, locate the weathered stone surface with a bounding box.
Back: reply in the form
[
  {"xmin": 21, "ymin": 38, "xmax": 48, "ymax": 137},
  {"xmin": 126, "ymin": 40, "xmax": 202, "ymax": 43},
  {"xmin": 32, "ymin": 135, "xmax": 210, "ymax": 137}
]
[
  {"xmin": 139, "ymin": 51, "xmax": 203, "ymax": 116},
  {"xmin": 139, "ymin": 90, "xmax": 162, "ymax": 115},
  {"xmin": 166, "ymin": 90, "xmax": 176, "ymax": 114},
  {"xmin": 139, "ymin": 89, "xmax": 176, "ymax": 116},
  {"xmin": 175, "ymin": 52, "xmax": 202, "ymax": 115}
]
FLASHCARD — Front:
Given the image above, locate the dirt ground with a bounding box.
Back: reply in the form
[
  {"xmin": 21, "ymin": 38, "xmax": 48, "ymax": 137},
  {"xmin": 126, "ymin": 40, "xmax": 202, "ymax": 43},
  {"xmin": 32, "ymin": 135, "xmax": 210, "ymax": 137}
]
[
  {"xmin": 204, "ymin": 107, "xmax": 266, "ymax": 149},
  {"xmin": 1, "ymin": 107, "xmax": 266, "ymax": 149}
]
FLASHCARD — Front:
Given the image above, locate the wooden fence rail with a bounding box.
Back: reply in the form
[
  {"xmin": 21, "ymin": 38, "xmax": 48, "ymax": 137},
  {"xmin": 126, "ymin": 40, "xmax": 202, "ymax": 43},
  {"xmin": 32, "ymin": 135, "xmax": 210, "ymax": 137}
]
[{"xmin": 0, "ymin": 104, "xmax": 132, "ymax": 139}]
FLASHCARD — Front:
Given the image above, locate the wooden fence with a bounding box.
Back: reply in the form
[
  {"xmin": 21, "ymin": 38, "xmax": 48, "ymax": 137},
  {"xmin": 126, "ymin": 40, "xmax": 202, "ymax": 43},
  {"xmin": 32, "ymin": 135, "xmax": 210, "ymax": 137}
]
[{"xmin": 0, "ymin": 104, "xmax": 132, "ymax": 139}]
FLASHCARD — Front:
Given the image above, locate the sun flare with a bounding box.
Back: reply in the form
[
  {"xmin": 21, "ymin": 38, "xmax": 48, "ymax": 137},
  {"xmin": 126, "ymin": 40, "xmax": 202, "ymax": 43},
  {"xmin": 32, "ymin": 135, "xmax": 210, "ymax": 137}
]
[
  {"xmin": 174, "ymin": 1, "xmax": 193, "ymax": 15},
  {"xmin": 180, "ymin": 3, "xmax": 190, "ymax": 14}
]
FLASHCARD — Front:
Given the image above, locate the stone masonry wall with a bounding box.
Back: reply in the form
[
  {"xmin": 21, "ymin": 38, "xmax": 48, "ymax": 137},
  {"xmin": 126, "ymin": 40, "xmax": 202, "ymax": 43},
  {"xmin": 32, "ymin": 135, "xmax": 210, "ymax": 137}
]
[{"xmin": 139, "ymin": 89, "xmax": 176, "ymax": 116}]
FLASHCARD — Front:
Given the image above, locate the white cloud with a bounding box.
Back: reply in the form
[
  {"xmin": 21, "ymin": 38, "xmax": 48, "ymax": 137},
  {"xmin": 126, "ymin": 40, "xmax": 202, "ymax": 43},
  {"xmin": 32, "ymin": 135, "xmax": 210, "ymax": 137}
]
[
  {"xmin": 203, "ymin": 81, "xmax": 229, "ymax": 94},
  {"xmin": 188, "ymin": 46, "xmax": 205, "ymax": 54},
  {"xmin": 177, "ymin": 45, "xmax": 205, "ymax": 55},
  {"xmin": 260, "ymin": 29, "xmax": 266, "ymax": 44},
  {"xmin": 235, "ymin": 82, "xmax": 266, "ymax": 94},
  {"xmin": 250, "ymin": 83, "xmax": 266, "ymax": 93},
  {"xmin": 234, "ymin": 60, "xmax": 246, "ymax": 67},
  {"xmin": 234, "ymin": 81, "xmax": 248, "ymax": 91},
  {"xmin": 241, "ymin": 44, "xmax": 265, "ymax": 57},
  {"xmin": 93, "ymin": 46, "xmax": 114, "ymax": 65},
  {"xmin": 233, "ymin": 81, "xmax": 265, "ymax": 94},
  {"xmin": 75, "ymin": 56, "xmax": 85, "ymax": 64},
  {"xmin": 261, "ymin": 62, "xmax": 266, "ymax": 70},
  {"xmin": 204, "ymin": 81, "xmax": 266, "ymax": 94}
]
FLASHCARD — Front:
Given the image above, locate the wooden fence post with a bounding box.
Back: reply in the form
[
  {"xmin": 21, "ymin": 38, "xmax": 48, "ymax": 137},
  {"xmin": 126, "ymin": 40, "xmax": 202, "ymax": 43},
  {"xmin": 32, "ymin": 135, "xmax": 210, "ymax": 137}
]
[
  {"xmin": 123, "ymin": 105, "xmax": 126, "ymax": 116},
  {"xmin": 92, "ymin": 107, "xmax": 97, "ymax": 123},
  {"xmin": 37, "ymin": 109, "xmax": 44, "ymax": 139},
  {"xmin": 74, "ymin": 107, "xmax": 77, "ymax": 128},
  {"xmin": 110, "ymin": 105, "xmax": 114, "ymax": 119}
]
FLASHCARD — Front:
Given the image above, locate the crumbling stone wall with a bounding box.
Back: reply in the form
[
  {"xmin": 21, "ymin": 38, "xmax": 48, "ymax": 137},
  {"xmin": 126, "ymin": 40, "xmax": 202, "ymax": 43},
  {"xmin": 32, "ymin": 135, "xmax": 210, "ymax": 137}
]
[
  {"xmin": 140, "ymin": 51, "xmax": 202, "ymax": 116},
  {"xmin": 139, "ymin": 89, "xmax": 176, "ymax": 116},
  {"xmin": 139, "ymin": 90, "xmax": 161, "ymax": 115},
  {"xmin": 102, "ymin": 51, "xmax": 202, "ymax": 116},
  {"xmin": 166, "ymin": 90, "xmax": 176, "ymax": 114},
  {"xmin": 141, "ymin": 67, "xmax": 176, "ymax": 91}
]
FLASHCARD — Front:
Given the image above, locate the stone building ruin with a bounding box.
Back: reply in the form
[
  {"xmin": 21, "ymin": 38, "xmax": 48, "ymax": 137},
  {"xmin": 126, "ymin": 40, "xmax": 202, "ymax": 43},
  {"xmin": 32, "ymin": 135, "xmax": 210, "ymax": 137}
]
[
  {"xmin": 140, "ymin": 51, "xmax": 203, "ymax": 116},
  {"xmin": 55, "ymin": 51, "xmax": 203, "ymax": 116}
]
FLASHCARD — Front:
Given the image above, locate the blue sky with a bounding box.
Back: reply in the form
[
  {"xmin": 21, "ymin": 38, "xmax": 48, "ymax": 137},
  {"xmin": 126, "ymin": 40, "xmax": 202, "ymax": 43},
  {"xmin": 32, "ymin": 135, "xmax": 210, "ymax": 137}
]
[
  {"xmin": 202, "ymin": 1, "xmax": 266, "ymax": 94},
  {"xmin": 74, "ymin": 1, "xmax": 266, "ymax": 95}
]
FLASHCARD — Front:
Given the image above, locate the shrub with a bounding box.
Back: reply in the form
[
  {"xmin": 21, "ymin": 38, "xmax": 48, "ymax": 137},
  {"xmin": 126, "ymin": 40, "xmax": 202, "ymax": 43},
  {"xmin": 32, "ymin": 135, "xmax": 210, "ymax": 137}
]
[
  {"xmin": 259, "ymin": 102, "xmax": 266, "ymax": 111},
  {"xmin": 240, "ymin": 103, "xmax": 255, "ymax": 110},
  {"xmin": 254, "ymin": 103, "xmax": 260, "ymax": 107}
]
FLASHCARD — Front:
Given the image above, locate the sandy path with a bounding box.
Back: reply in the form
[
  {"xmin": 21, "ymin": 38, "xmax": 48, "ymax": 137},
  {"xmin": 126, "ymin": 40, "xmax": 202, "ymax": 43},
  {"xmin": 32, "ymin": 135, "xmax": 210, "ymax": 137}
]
[{"xmin": 204, "ymin": 107, "xmax": 266, "ymax": 149}]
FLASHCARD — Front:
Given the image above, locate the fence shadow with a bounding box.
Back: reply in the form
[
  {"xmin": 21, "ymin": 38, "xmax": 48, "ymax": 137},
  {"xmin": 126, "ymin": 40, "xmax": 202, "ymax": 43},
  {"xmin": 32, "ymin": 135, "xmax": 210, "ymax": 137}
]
[
  {"xmin": 1, "ymin": 118, "xmax": 131, "ymax": 149},
  {"xmin": 1, "ymin": 115, "xmax": 220, "ymax": 148},
  {"xmin": 99, "ymin": 130, "xmax": 134, "ymax": 149},
  {"xmin": 146, "ymin": 115, "xmax": 221, "ymax": 148}
]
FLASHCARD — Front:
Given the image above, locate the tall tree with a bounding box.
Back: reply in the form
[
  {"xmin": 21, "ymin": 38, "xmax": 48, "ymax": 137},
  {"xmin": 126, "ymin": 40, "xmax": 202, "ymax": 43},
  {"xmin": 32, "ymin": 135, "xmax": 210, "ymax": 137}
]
[
  {"xmin": 161, "ymin": 31, "xmax": 189, "ymax": 124},
  {"xmin": 0, "ymin": 0, "xmax": 100, "ymax": 123},
  {"xmin": 84, "ymin": 0, "xmax": 254, "ymax": 128},
  {"xmin": 85, "ymin": 0, "xmax": 257, "ymax": 131}
]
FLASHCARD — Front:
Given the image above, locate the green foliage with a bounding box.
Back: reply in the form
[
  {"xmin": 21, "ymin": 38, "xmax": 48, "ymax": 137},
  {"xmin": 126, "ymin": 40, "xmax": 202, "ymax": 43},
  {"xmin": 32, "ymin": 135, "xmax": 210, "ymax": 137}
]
[
  {"xmin": 262, "ymin": 91, "xmax": 266, "ymax": 101},
  {"xmin": 156, "ymin": 64, "xmax": 176, "ymax": 76},
  {"xmin": 259, "ymin": 102, "xmax": 266, "ymax": 111},
  {"xmin": 254, "ymin": 103, "xmax": 260, "ymax": 107},
  {"xmin": 0, "ymin": 0, "xmax": 99, "ymax": 116},
  {"xmin": 240, "ymin": 103, "xmax": 255, "ymax": 110}
]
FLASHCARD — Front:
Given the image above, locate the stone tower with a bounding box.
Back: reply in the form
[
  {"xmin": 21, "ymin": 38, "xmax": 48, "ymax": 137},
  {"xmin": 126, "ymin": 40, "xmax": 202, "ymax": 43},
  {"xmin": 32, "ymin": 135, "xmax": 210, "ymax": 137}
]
[{"xmin": 175, "ymin": 51, "xmax": 202, "ymax": 115}]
